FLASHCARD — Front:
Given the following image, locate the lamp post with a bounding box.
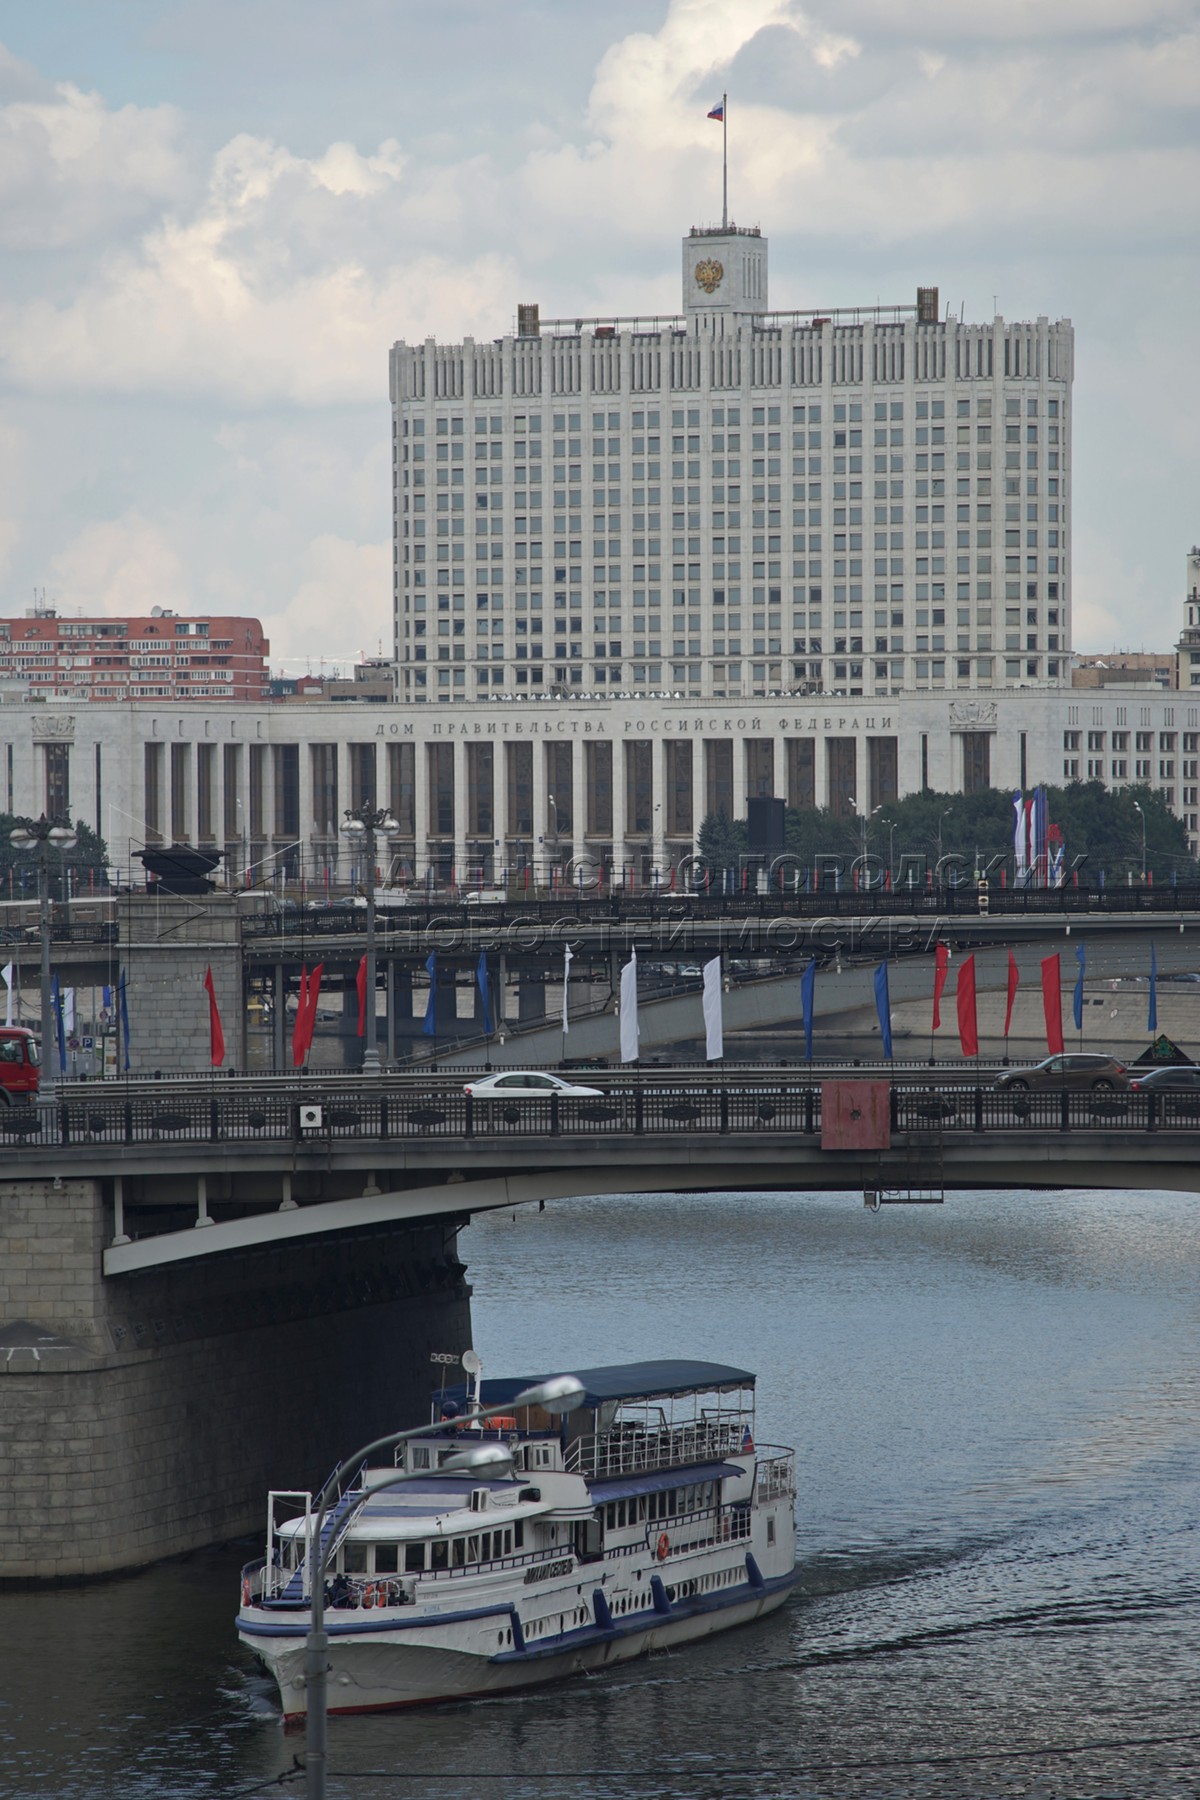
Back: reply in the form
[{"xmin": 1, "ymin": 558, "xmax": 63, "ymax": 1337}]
[
  {"xmin": 340, "ymin": 802, "xmax": 399, "ymax": 1075},
  {"xmin": 302, "ymin": 1372, "xmax": 584, "ymax": 1800},
  {"xmin": 850, "ymin": 797, "xmax": 880, "ymax": 887},
  {"xmin": 547, "ymin": 790, "xmax": 558, "ymax": 887},
  {"xmin": 7, "ymin": 817, "xmax": 78, "ymax": 1105},
  {"xmin": 1133, "ymin": 799, "xmax": 1147, "ymax": 880},
  {"xmin": 880, "ymin": 817, "xmax": 897, "ymax": 884}
]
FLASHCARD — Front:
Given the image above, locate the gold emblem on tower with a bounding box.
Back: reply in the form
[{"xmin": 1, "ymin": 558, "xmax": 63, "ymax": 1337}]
[{"xmin": 694, "ymin": 258, "xmax": 724, "ymax": 295}]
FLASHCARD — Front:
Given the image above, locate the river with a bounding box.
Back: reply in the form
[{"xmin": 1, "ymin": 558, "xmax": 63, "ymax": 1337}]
[{"xmin": 2, "ymin": 1184, "xmax": 1198, "ymax": 1798}]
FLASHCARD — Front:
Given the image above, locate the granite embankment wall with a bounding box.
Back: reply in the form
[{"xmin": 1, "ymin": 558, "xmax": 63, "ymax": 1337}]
[{"xmin": 0, "ymin": 1176, "xmax": 471, "ymax": 1582}]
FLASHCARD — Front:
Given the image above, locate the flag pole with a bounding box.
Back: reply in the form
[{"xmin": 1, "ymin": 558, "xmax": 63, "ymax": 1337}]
[{"xmin": 722, "ymin": 92, "xmax": 728, "ymax": 229}]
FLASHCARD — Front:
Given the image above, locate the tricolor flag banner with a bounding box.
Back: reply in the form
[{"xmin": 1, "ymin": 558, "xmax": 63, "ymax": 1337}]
[
  {"xmin": 2, "ymin": 959, "xmax": 13, "ymax": 1028},
  {"xmin": 702, "ymin": 955, "xmax": 723, "ymax": 1062},
  {"xmin": 204, "ymin": 966, "xmax": 225, "ymax": 1068},
  {"xmin": 1012, "ymin": 793, "xmax": 1027, "ymax": 884},
  {"xmin": 293, "ymin": 963, "xmax": 324, "ymax": 1068},
  {"xmin": 619, "ymin": 948, "xmax": 639, "ymax": 1063},
  {"xmin": 801, "ymin": 959, "xmax": 815, "ymax": 1062},
  {"xmin": 1148, "ymin": 944, "xmax": 1158, "ymax": 1035},
  {"xmin": 707, "ymin": 99, "xmax": 724, "ymax": 120},
  {"xmin": 562, "ymin": 943, "xmax": 573, "ymax": 1035}
]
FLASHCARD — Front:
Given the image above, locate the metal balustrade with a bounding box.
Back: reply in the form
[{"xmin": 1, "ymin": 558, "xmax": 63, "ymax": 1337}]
[{"xmin": 1, "ymin": 1070, "xmax": 1197, "ymax": 1152}]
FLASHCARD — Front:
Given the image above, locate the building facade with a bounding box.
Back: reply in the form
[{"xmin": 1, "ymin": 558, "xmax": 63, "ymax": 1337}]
[
  {"xmin": 391, "ymin": 224, "xmax": 1073, "ymax": 709},
  {"xmin": 4, "ymin": 685, "xmax": 1196, "ymax": 884},
  {"xmin": 0, "ymin": 608, "xmax": 270, "ymax": 705}
]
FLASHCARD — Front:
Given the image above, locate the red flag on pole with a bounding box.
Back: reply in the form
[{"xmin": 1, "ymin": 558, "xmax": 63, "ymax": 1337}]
[
  {"xmin": 356, "ymin": 954, "xmax": 368, "ymax": 1038},
  {"xmin": 1004, "ymin": 951, "xmax": 1019, "ymax": 1040},
  {"xmin": 293, "ymin": 966, "xmax": 310, "ymax": 1068},
  {"xmin": 298, "ymin": 963, "xmax": 323, "ymax": 1065},
  {"xmin": 204, "ymin": 966, "xmax": 225, "ymax": 1068},
  {"xmin": 1041, "ymin": 953, "xmax": 1064, "ymax": 1054},
  {"xmin": 956, "ymin": 953, "xmax": 978, "ymax": 1058},
  {"xmin": 932, "ymin": 941, "xmax": 950, "ymax": 1031}
]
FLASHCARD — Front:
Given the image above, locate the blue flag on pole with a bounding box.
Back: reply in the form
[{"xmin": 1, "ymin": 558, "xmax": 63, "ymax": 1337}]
[
  {"xmin": 1073, "ymin": 943, "xmax": 1086, "ymax": 1032},
  {"xmin": 51, "ymin": 973, "xmax": 66, "ymax": 1076},
  {"xmin": 118, "ymin": 967, "xmax": 131, "ymax": 1070},
  {"xmin": 1148, "ymin": 944, "xmax": 1158, "ymax": 1035},
  {"xmin": 423, "ymin": 951, "xmax": 437, "ymax": 1037},
  {"xmin": 874, "ymin": 961, "xmax": 893, "ymax": 1060},
  {"xmin": 800, "ymin": 959, "xmax": 815, "ymax": 1062},
  {"xmin": 476, "ymin": 951, "xmax": 492, "ymax": 1037}
]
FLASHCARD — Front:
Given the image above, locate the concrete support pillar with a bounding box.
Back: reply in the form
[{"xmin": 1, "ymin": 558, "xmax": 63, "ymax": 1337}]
[
  {"xmin": 273, "ymin": 962, "xmax": 286, "ymax": 1071},
  {"xmin": 518, "ymin": 971, "xmax": 546, "ymax": 1022}
]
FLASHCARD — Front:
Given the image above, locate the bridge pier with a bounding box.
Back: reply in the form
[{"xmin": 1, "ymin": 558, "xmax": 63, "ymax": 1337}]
[{"xmin": 0, "ymin": 1176, "xmax": 471, "ymax": 1583}]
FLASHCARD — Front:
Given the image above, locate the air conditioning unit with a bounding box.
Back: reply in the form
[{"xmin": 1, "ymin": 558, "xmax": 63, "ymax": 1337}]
[
  {"xmin": 299, "ymin": 1104, "xmax": 323, "ymax": 1132},
  {"xmin": 470, "ymin": 1488, "xmax": 490, "ymax": 1513}
]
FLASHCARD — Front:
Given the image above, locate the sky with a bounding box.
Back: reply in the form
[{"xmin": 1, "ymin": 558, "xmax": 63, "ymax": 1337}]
[{"xmin": 1, "ymin": 0, "xmax": 1198, "ymax": 673}]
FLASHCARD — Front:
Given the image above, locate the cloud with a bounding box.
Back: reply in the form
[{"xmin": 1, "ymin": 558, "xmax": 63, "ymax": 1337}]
[
  {"xmin": 260, "ymin": 533, "xmax": 391, "ymax": 668},
  {"xmin": 0, "ymin": 49, "xmax": 188, "ymax": 249},
  {"xmin": 46, "ymin": 512, "xmax": 192, "ymax": 616}
]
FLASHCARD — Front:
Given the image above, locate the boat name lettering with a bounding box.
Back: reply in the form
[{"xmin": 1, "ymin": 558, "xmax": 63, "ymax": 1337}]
[{"xmin": 524, "ymin": 1557, "xmax": 574, "ymax": 1585}]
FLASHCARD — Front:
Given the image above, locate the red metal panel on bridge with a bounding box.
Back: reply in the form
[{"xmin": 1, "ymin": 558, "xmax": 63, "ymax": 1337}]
[{"xmin": 820, "ymin": 1081, "xmax": 891, "ymax": 1151}]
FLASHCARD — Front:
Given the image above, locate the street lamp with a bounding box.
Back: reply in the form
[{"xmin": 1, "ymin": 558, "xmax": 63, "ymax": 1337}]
[
  {"xmin": 1133, "ymin": 799, "xmax": 1147, "ymax": 880},
  {"xmin": 879, "ymin": 816, "xmax": 898, "ymax": 884},
  {"xmin": 340, "ymin": 802, "xmax": 399, "ymax": 1075},
  {"xmin": 7, "ymin": 817, "xmax": 78, "ymax": 1104},
  {"xmin": 547, "ymin": 790, "xmax": 558, "ymax": 886},
  {"xmin": 850, "ymin": 797, "xmax": 880, "ymax": 887},
  {"xmin": 302, "ymin": 1372, "xmax": 584, "ymax": 1799}
]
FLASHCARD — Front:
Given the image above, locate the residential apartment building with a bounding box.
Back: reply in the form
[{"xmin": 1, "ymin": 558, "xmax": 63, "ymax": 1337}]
[
  {"xmin": 0, "ymin": 608, "xmax": 270, "ymax": 704},
  {"xmin": 391, "ymin": 221, "xmax": 1073, "ymax": 708}
]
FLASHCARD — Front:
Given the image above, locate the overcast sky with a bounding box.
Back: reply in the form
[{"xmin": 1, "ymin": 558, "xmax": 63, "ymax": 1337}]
[{"xmin": 1, "ymin": 0, "xmax": 1198, "ymax": 671}]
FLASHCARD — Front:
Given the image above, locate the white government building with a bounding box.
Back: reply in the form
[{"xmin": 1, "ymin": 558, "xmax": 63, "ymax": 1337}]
[{"xmin": 2, "ymin": 223, "xmax": 1197, "ymax": 880}]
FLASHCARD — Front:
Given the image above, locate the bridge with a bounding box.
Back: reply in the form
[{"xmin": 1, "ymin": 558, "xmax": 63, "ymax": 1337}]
[{"xmin": 5, "ymin": 1058, "xmax": 1198, "ymax": 1585}]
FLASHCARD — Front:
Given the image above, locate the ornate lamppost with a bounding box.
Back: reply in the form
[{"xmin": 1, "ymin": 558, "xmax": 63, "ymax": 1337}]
[
  {"xmin": 7, "ymin": 816, "xmax": 78, "ymax": 1104},
  {"xmin": 340, "ymin": 802, "xmax": 398, "ymax": 1074}
]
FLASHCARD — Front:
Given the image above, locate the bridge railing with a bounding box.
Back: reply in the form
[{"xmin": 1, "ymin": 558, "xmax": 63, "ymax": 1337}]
[{"xmin": 2, "ymin": 1071, "xmax": 1196, "ymax": 1151}]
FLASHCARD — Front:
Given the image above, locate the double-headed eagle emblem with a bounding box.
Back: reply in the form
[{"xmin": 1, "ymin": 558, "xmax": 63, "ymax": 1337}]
[{"xmin": 694, "ymin": 258, "xmax": 724, "ymax": 295}]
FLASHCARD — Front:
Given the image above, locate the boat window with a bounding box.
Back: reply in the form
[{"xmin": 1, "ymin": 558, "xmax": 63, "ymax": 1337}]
[
  {"xmin": 431, "ymin": 1541, "xmax": 449, "ymax": 1571},
  {"xmin": 767, "ymin": 1517, "xmax": 776, "ymax": 1545},
  {"xmin": 374, "ymin": 1544, "xmax": 399, "ymax": 1574},
  {"xmin": 502, "ymin": 1528, "xmax": 512, "ymax": 1554},
  {"xmin": 468, "ymin": 1534, "xmax": 480, "ymax": 1562},
  {"xmin": 452, "ymin": 1538, "xmax": 466, "ymax": 1567},
  {"xmin": 342, "ymin": 1542, "xmax": 368, "ymax": 1574},
  {"xmin": 410, "ymin": 1446, "xmax": 431, "ymax": 1469},
  {"xmin": 514, "ymin": 1520, "xmax": 523, "ymax": 1548},
  {"xmin": 404, "ymin": 1542, "xmax": 426, "ymax": 1573}
]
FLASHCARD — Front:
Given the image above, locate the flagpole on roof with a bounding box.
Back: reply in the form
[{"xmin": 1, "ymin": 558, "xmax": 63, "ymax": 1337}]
[{"xmin": 722, "ymin": 92, "xmax": 728, "ymax": 229}]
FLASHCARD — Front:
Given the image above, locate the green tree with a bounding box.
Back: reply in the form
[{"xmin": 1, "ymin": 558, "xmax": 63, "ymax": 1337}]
[{"xmin": 0, "ymin": 814, "xmax": 111, "ymax": 903}]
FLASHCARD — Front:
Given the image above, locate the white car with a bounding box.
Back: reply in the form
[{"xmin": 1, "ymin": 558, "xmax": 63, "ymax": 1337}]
[{"xmin": 462, "ymin": 1070, "xmax": 605, "ymax": 1099}]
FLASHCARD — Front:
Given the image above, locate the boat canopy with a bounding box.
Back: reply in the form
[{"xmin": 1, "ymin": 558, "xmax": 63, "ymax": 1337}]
[{"xmin": 439, "ymin": 1360, "xmax": 755, "ymax": 1412}]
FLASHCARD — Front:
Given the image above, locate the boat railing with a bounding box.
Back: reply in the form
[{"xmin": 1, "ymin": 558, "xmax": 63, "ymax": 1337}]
[
  {"xmin": 755, "ymin": 1447, "xmax": 795, "ymax": 1503},
  {"xmin": 645, "ymin": 1500, "xmax": 753, "ymax": 1561},
  {"xmin": 567, "ymin": 1420, "xmax": 749, "ymax": 1479}
]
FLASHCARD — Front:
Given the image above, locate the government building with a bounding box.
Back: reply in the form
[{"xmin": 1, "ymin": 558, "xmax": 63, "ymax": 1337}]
[{"xmin": 2, "ymin": 225, "xmax": 1196, "ymax": 880}]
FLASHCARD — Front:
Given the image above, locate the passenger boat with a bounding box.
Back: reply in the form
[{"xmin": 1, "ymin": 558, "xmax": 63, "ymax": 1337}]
[{"xmin": 237, "ymin": 1357, "xmax": 796, "ymax": 1718}]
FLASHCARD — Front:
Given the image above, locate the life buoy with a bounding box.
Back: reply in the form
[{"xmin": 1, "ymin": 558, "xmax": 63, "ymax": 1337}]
[
  {"xmin": 362, "ymin": 1583, "xmax": 375, "ymax": 1608},
  {"xmin": 241, "ymin": 1576, "xmax": 252, "ymax": 1607},
  {"xmin": 656, "ymin": 1533, "xmax": 670, "ymax": 1561}
]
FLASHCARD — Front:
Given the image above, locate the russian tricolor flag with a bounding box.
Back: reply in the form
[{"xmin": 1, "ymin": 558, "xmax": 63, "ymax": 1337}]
[{"xmin": 708, "ymin": 100, "xmax": 724, "ymax": 121}]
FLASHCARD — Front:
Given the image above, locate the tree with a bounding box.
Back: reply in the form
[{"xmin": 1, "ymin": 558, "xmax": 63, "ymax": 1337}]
[{"xmin": 0, "ymin": 814, "xmax": 111, "ymax": 903}]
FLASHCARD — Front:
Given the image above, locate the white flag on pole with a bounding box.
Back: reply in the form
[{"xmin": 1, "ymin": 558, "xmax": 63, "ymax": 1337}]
[
  {"xmin": 619, "ymin": 948, "xmax": 639, "ymax": 1063},
  {"xmin": 63, "ymin": 987, "xmax": 76, "ymax": 1035},
  {"xmin": 2, "ymin": 961, "xmax": 13, "ymax": 1028},
  {"xmin": 702, "ymin": 955, "xmax": 723, "ymax": 1061},
  {"xmin": 562, "ymin": 944, "xmax": 573, "ymax": 1034}
]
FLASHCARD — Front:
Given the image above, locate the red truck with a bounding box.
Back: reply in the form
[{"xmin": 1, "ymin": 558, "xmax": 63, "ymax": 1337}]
[{"xmin": 0, "ymin": 1026, "xmax": 40, "ymax": 1100}]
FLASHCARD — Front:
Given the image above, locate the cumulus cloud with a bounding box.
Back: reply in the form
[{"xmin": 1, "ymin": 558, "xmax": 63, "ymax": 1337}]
[
  {"xmin": 2, "ymin": 0, "xmax": 1199, "ymax": 657},
  {"xmin": 46, "ymin": 513, "xmax": 192, "ymax": 616},
  {"xmin": 0, "ymin": 50, "xmax": 188, "ymax": 248}
]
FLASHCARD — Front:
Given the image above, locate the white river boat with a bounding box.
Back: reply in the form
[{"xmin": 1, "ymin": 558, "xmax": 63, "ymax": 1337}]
[{"xmin": 237, "ymin": 1357, "xmax": 796, "ymax": 1719}]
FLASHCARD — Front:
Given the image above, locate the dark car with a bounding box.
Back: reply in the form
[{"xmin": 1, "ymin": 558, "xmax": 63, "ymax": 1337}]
[
  {"xmin": 993, "ymin": 1053, "xmax": 1126, "ymax": 1092},
  {"xmin": 1126, "ymin": 1065, "xmax": 1200, "ymax": 1097}
]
